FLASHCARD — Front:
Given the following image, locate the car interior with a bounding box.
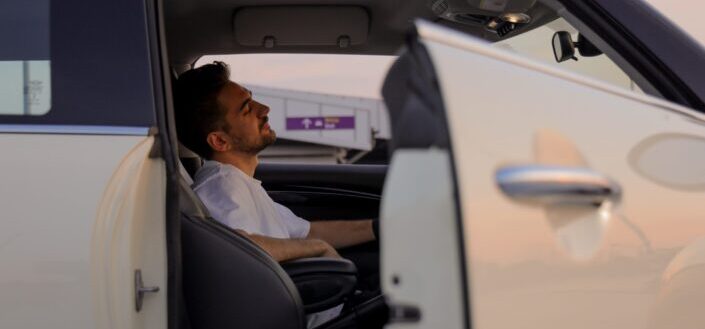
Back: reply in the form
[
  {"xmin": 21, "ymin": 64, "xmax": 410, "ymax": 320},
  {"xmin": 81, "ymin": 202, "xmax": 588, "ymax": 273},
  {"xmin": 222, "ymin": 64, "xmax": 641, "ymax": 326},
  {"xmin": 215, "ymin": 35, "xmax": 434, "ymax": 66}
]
[{"xmin": 163, "ymin": 1, "xmax": 623, "ymax": 328}]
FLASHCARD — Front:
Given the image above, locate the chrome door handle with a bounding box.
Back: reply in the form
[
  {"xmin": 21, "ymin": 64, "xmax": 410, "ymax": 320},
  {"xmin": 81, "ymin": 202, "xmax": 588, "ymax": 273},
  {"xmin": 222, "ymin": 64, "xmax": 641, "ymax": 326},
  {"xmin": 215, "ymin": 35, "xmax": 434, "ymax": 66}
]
[
  {"xmin": 135, "ymin": 269, "xmax": 160, "ymax": 312},
  {"xmin": 496, "ymin": 165, "xmax": 621, "ymax": 206}
]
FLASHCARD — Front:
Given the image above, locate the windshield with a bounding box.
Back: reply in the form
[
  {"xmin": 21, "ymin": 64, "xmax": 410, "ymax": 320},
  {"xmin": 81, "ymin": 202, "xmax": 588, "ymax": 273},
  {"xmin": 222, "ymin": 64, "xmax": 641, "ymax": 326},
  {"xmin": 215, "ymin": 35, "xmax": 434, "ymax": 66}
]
[
  {"xmin": 195, "ymin": 54, "xmax": 396, "ymax": 164},
  {"xmin": 197, "ymin": 54, "xmax": 395, "ymax": 99},
  {"xmin": 494, "ymin": 18, "xmax": 643, "ymax": 94}
]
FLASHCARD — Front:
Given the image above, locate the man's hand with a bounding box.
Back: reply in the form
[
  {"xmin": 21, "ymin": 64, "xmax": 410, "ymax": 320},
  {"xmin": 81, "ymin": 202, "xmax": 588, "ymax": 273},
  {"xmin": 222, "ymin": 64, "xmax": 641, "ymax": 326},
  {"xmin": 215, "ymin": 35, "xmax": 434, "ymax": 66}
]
[{"xmin": 320, "ymin": 241, "xmax": 342, "ymax": 259}]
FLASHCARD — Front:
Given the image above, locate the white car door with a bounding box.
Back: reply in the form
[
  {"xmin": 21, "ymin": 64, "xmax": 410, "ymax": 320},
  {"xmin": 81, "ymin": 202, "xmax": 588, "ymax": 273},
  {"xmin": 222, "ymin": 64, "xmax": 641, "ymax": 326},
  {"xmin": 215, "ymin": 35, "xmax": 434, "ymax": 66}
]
[
  {"xmin": 420, "ymin": 21, "xmax": 705, "ymax": 329},
  {"xmin": 0, "ymin": 1, "xmax": 168, "ymax": 328}
]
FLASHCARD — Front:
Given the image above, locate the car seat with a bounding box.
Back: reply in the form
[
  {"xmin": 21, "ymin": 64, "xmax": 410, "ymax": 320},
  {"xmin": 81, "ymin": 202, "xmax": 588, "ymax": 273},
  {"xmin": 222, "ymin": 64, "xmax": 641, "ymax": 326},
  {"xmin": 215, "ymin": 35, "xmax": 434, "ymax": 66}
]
[
  {"xmin": 179, "ymin": 166, "xmax": 387, "ymax": 329},
  {"xmin": 180, "ymin": 176, "xmax": 307, "ymax": 328},
  {"xmin": 179, "ymin": 142, "xmax": 202, "ymax": 180}
]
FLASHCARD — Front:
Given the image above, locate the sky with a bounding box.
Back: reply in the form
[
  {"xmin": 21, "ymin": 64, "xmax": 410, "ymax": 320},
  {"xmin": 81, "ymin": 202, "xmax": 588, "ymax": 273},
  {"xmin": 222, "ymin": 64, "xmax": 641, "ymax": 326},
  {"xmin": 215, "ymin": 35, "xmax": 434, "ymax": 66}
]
[
  {"xmin": 647, "ymin": 0, "xmax": 705, "ymax": 43},
  {"xmin": 198, "ymin": 1, "xmax": 704, "ymax": 100},
  {"xmin": 198, "ymin": 54, "xmax": 396, "ymax": 99}
]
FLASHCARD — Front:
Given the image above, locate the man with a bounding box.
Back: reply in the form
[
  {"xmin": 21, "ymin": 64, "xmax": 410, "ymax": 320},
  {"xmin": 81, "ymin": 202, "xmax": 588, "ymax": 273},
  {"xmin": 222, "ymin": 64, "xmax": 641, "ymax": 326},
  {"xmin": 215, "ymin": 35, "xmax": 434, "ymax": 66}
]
[{"xmin": 174, "ymin": 61, "xmax": 377, "ymax": 263}]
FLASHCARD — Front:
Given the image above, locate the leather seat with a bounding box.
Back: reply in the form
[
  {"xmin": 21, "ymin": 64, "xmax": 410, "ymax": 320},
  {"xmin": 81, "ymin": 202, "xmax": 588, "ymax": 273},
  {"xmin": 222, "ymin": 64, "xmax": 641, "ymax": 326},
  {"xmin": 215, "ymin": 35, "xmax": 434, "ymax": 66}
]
[
  {"xmin": 180, "ymin": 176, "xmax": 387, "ymax": 329},
  {"xmin": 180, "ymin": 178, "xmax": 307, "ymax": 329},
  {"xmin": 179, "ymin": 143, "xmax": 203, "ymax": 180}
]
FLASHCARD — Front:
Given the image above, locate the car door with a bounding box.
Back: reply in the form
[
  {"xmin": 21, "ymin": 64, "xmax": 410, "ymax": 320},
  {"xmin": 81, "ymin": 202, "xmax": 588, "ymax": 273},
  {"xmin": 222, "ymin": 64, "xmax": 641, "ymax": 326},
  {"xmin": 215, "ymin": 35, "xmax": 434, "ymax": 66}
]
[
  {"xmin": 418, "ymin": 12, "xmax": 705, "ymax": 329},
  {"xmin": 0, "ymin": 0, "xmax": 170, "ymax": 328}
]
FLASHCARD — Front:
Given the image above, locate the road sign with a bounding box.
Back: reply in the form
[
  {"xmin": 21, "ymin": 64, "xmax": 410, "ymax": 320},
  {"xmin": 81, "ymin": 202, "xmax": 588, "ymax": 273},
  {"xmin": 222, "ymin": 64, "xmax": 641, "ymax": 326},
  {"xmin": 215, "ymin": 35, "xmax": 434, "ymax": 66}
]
[{"xmin": 286, "ymin": 116, "xmax": 355, "ymax": 130}]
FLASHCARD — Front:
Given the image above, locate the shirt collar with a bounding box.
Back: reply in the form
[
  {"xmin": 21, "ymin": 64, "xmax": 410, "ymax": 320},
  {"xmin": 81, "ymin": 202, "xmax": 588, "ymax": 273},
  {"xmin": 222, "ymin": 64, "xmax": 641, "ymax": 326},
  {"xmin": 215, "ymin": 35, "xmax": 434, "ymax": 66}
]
[{"xmin": 203, "ymin": 160, "xmax": 262, "ymax": 185}]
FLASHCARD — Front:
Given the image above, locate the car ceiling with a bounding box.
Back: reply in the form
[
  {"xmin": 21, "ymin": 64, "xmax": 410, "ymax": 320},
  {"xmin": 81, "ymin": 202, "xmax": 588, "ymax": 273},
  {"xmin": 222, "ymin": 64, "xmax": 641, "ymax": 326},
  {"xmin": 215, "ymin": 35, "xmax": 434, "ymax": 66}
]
[{"xmin": 165, "ymin": 0, "xmax": 557, "ymax": 67}]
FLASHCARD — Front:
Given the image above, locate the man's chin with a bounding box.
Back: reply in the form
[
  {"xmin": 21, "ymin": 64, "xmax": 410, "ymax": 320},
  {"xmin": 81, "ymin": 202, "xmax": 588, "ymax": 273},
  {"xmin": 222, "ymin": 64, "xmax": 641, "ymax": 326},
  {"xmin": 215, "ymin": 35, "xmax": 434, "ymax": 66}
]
[
  {"xmin": 259, "ymin": 130, "xmax": 276, "ymax": 150},
  {"xmin": 263, "ymin": 134, "xmax": 276, "ymax": 147},
  {"xmin": 264, "ymin": 129, "xmax": 276, "ymax": 143}
]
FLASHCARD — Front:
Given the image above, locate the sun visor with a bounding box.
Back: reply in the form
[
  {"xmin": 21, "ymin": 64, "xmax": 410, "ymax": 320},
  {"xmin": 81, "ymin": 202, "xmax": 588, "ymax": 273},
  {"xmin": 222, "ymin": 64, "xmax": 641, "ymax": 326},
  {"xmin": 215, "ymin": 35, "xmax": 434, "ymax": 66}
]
[{"xmin": 233, "ymin": 6, "xmax": 369, "ymax": 48}]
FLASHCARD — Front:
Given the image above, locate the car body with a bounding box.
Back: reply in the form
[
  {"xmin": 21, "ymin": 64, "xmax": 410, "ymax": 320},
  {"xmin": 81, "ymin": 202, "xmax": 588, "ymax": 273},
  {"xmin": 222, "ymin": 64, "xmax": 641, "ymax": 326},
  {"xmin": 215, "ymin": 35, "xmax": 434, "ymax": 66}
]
[{"xmin": 2, "ymin": 0, "xmax": 705, "ymax": 328}]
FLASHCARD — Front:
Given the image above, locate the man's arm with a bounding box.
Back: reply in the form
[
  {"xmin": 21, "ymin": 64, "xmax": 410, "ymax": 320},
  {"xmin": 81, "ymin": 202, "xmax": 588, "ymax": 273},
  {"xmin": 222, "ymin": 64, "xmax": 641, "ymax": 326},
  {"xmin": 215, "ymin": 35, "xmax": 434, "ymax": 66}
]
[
  {"xmin": 307, "ymin": 220, "xmax": 375, "ymax": 249},
  {"xmin": 236, "ymin": 230, "xmax": 340, "ymax": 262}
]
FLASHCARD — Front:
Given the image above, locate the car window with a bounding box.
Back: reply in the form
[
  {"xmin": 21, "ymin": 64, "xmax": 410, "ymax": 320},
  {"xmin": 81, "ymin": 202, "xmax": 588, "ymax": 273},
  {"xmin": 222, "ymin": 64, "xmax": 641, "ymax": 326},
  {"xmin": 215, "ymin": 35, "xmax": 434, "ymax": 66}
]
[
  {"xmin": 197, "ymin": 54, "xmax": 395, "ymax": 98},
  {"xmin": 0, "ymin": 0, "xmax": 51, "ymax": 115},
  {"xmin": 196, "ymin": 54, "xmax": 395, "ymax": 164},
  {"xmin": 0, "ymin": 0, "xmax": 157, "ymax": 129},
  {"xmin": 494, "ymin": 18, "xmax": 644, "ymax": 94}
]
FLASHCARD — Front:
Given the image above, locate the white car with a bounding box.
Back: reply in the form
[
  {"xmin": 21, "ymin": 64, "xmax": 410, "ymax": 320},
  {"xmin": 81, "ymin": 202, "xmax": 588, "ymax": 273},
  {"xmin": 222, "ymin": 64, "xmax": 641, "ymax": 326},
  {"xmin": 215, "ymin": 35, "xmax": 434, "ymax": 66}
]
[{"xmin": 2, "ymin": 0, "xmax": 705, "ymax": 328}]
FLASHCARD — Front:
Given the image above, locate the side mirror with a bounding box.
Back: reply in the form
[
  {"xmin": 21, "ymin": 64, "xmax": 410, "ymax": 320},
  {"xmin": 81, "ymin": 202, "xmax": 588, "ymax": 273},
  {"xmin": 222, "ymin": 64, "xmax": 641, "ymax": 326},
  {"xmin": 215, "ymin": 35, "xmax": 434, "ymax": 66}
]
[
  {"xmin": 552, "ymin": 31, "xmax": 604, "ymax": 63},
  {"xmin": 552, "ymin": 31, "xmax": 577, "ymax": 62}
]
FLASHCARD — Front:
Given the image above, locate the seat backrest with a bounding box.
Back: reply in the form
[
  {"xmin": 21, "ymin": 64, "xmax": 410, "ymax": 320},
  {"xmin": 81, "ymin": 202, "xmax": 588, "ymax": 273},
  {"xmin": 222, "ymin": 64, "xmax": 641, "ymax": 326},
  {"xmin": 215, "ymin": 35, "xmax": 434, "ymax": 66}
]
[
  {"xmin": 179, "ymin": 142, "xmax": 202, "ymax": 181},
  {"xmin": 179, "ymin": 179, "xmax": 306, "ymax": 329}
]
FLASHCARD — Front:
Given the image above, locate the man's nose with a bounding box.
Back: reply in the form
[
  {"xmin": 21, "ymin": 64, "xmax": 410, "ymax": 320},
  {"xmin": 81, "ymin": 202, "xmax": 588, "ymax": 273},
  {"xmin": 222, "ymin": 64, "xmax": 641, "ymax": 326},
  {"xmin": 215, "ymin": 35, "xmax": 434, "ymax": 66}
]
[{"xmin": 256, "ymin": 102, "xmax": 270, "ymax": 117}]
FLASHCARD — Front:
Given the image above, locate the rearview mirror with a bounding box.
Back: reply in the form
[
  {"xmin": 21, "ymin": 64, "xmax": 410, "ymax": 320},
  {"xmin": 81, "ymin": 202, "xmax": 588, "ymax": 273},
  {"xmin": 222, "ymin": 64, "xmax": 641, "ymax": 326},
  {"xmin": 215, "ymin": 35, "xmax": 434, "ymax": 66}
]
[
  {"xmin": 552, "ymin": 31, "xmax": 576, "ymax": 63},
  {"xmin": 552, "ymin": 31, "xmax": 604, "ymax": 63}
]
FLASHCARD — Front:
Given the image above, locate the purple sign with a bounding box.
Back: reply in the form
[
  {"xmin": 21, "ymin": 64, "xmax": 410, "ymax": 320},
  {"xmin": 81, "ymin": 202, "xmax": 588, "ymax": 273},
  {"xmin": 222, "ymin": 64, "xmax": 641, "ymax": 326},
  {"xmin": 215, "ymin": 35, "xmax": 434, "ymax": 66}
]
[{"xmin": 286, "ymin": 116, "xmax": 355, "ymax": 130}]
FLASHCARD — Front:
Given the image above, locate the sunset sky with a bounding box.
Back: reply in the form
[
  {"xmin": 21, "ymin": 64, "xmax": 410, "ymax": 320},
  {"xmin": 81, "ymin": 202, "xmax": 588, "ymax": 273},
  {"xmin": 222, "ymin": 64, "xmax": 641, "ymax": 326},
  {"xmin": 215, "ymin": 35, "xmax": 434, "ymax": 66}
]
[{"xmin": 648, "ymin": 0, "xmax": 705, "ymax": 43}]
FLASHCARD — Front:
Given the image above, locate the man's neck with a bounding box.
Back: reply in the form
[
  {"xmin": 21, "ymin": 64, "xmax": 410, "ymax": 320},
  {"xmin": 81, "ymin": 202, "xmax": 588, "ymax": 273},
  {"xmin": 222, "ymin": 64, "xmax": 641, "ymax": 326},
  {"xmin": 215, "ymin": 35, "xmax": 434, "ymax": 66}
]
[{"xmin": 211, "ymin": 152, "xmax": 258, "ymax": 177}]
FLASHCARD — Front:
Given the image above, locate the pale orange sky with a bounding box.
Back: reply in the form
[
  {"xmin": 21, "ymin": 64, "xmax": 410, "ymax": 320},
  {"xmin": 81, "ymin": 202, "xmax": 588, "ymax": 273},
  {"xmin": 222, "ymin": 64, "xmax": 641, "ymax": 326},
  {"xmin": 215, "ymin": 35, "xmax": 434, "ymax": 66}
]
[
  {"xmin": 647, "ymin": 0, "xmax": 705, "ymax": 44},
  {"xmin": 198, "ymin": 54, "xmax": 396, "ymax": 99},
  {"xmin": 198, "ymin": 1, "xmax": 704, "ymax": 99}
]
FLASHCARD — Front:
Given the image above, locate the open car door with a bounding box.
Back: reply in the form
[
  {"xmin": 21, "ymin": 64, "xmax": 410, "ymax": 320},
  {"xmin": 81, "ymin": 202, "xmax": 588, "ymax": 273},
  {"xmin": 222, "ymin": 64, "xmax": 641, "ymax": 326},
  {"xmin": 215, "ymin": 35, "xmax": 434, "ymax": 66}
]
[{"xmin": 418, "ymin": 21, "xmax": 705, "ymax": 329}]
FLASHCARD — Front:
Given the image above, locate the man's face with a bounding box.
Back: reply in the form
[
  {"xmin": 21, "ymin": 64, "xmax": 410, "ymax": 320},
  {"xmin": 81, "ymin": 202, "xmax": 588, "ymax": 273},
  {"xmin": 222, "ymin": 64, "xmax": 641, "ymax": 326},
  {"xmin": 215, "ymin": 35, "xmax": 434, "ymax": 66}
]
[{"xmin": 216, "ymin": 81, "xmax": 276, "ymax": 155}]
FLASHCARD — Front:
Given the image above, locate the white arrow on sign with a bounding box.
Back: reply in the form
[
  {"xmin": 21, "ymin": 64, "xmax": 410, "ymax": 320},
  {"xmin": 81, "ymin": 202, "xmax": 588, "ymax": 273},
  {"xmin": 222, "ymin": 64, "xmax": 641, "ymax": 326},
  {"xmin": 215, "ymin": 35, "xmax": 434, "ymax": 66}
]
[
  {"xmin": 302, "ymin": 118, "xmax": 312, "ymax": 129},
  {"xmin": 314, "ymin": 120, "xmax": 323, "ymax": 127}
]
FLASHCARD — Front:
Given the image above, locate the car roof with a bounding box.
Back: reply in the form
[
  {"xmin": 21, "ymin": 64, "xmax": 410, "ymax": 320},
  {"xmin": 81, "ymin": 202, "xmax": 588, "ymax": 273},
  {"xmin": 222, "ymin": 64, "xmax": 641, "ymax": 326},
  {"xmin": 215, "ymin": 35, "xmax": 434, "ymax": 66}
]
[{"xmin": 165, "ymin": 0, "xmax": 557, "ymax": 66}]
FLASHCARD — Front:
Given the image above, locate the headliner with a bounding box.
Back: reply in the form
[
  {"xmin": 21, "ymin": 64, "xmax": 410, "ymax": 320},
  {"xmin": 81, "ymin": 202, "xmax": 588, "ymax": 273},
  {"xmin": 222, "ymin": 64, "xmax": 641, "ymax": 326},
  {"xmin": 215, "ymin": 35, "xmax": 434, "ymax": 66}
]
[{"xmin": 165, "ymin": 0, "xmax": 556, "ymax": 66}]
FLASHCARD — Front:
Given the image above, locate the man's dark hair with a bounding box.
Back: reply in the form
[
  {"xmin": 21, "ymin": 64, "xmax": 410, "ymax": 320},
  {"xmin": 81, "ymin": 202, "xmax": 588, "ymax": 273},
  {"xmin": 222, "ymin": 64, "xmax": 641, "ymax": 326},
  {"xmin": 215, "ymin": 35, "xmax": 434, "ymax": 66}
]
[{"xmin": 174, "ymin": 61, "xmax": 232, "ymax": 159}]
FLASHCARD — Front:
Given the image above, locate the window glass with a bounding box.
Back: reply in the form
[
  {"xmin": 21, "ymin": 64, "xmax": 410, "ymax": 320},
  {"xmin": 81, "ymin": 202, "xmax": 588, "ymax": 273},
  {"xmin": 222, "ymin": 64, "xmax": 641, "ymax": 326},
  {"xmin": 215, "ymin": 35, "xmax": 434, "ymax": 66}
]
[
  {"xmin": 494, "ymin": 18, "xmax": 643, "ymax": 94},
  {"xmin": 0, "ymin": 0, "xmax": 51, "ymax": 115},
  {"xmin": 197, "ymin": 54, "xmax": 395, "ymax": 99},
  {"xmin": 0, "ymin": 0, "xmax": 156, "ymax": 127},
  {"xmin": 196, "ymin": 54, "xmax": 396, "ymax": 164}
]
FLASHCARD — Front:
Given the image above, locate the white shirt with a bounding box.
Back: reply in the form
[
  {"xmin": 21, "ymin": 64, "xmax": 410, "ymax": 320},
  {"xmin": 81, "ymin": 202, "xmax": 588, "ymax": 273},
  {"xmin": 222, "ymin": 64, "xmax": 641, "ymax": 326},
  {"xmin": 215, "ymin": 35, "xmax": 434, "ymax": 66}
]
[{"xmin": 192, "ymin": 160, "xmax": 310, "ymax": 239}]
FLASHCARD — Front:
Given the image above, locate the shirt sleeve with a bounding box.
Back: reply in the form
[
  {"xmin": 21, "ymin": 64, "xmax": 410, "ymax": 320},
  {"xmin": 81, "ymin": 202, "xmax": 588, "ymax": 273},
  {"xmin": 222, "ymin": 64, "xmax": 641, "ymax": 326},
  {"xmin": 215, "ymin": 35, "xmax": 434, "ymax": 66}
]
[
  {"xmin": 194, "ymin": 174, "xmax": 262, "ymax": 235},
  {"xmin": 274, "ymin": 202, "xmax": 311, "ymax": 239}
]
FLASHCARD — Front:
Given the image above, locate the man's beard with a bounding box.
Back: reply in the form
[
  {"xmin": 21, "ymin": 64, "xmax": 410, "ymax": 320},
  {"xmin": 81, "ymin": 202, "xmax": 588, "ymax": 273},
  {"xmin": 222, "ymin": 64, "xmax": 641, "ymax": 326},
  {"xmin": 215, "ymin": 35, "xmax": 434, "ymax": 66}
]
[
  {"xmin": 235, "ymin": 129, "xmax": 276, "ymax": 155},
  {"xmin": 256, "ymin": 130, "xmax": 277, "ymax": 152}
]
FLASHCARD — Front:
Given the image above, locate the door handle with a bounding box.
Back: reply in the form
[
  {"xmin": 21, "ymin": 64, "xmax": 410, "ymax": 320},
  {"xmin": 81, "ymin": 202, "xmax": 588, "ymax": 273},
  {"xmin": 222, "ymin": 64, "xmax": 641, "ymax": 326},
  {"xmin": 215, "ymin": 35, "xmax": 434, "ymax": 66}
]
[
  {"xmin": 388, "ymin": 303, "xmax": 422, "ymax": 323},
  {"xmin": 135, "ymin": 269, "xmax": 160, "ymax": 312},
  {"xmin": 496, "ymin": 165, "xmax": 621, "ymax": 206}
]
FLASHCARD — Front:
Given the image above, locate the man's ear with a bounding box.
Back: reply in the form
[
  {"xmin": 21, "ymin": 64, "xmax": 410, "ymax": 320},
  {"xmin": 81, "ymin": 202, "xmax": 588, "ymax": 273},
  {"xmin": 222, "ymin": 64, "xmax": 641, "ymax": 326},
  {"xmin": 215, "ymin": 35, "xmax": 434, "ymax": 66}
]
[{"xmin": 206, "ymin": 131, "xmax": 230, "ymax": 153}]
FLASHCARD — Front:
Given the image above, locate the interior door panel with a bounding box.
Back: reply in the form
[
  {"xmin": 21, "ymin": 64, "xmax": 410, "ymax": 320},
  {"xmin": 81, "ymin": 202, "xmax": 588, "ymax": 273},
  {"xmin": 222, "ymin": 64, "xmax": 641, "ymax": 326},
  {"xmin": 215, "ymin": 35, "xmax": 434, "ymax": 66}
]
[
  {"xmin": 255, "ymin": 163, "xmax": 386, "ymax": 220},
  {"xmin": 255, "ymin": 162, "xmax": 386, "ymax": 291}
]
